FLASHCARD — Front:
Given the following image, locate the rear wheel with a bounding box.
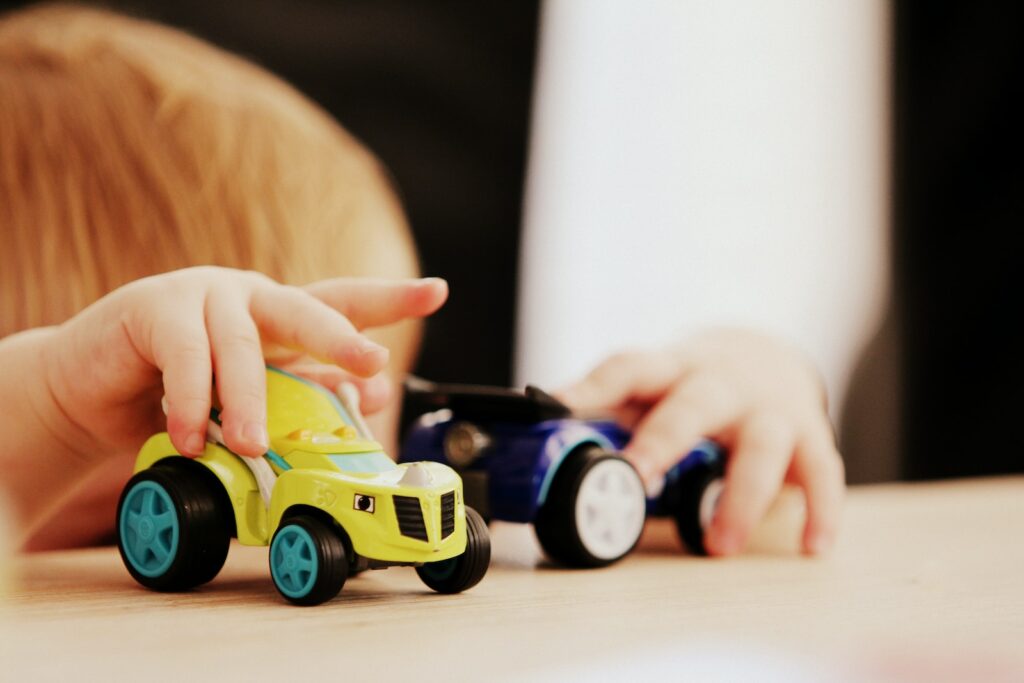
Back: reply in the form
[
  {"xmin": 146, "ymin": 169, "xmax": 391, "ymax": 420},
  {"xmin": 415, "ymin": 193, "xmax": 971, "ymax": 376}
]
[
  {"xmin": 270, "ymin": 515, "xmax": 348, "ymax": 606},
  {"xmin": 534, "ymin": 446, "xmax": 646, "ymax": 568},
  {"xmin": 417, "ymin": 507, "xmax": 490, "ymax": 593},
  {"xmin": 116, "ymin": 461, "xmax": 232, "ymax": 591}
]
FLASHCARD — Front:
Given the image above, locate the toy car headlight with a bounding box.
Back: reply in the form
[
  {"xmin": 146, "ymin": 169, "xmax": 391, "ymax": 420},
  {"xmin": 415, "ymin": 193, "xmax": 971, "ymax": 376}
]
[
  {"xmin": 354, "ymin": 494, "xmax": 375, "ymax": 513},
  {"xmin": 444, "ymin": 422, "xmax": 490, "ymax": 467}
]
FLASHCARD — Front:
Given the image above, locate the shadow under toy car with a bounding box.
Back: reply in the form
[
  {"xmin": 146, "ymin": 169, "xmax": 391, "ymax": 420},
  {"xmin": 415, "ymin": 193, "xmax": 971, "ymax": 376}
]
[
  {"xmin": 400, "ymin": 378, "xmax": 726, "ymax": 568},
  {"xmin": 116, "ymin": 367, "xmax": 489, "ymax": 605}
]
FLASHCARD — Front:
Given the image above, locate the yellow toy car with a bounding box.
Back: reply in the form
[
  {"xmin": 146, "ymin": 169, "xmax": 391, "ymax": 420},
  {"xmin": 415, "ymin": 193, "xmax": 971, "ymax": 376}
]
[{"xmin": 116, "ymin": 367, "xmax": 490, "ymax": 605}]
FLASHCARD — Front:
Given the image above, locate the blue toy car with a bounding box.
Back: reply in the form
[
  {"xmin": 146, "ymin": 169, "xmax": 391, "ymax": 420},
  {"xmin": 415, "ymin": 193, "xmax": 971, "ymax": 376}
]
[{"xmin": 400, "ymin": 378, "xmax": 726, "ymax": 567}]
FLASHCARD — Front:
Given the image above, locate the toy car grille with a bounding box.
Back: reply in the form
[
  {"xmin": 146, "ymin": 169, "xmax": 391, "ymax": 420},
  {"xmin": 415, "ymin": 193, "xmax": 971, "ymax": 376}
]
[
  {"xmin": 393, "ymin": 495, "xmax": 428, "ymax": 541},
  {"xmin": 440, "ymin": 491, "xmax": 456, "ymax": 539}
]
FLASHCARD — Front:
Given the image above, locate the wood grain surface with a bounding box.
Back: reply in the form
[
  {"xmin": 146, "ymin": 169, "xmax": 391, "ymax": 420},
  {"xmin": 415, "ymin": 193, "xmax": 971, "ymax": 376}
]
[{"xmin": 2, "ymin": 478, "xmax": 1023, "ymax": 681}]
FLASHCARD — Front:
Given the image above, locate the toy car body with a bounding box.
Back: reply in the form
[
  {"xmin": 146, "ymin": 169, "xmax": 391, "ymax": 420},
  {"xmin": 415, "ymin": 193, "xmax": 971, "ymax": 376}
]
[
  {"xmin": 117, "ymin": 367, "xmax": 489, "ymax": 605},
  {"xmin": 400, "ymin": 379, "xmax": 726, "ymax": 567}
]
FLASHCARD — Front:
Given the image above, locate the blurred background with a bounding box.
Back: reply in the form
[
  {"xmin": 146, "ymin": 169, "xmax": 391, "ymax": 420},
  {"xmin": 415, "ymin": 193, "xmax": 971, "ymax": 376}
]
[{"xmin": 3, "ymin": 0, "xmax": 1019, "ymax": 484}]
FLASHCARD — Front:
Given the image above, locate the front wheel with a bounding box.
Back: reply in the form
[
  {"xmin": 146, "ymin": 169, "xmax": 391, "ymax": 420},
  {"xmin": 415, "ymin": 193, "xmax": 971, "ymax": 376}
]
[
  {"xmin": 116, "ymin": 461, "xmax": 232, "ymax": 591},
  {"xmin": 417, "ymin": 507, "xmax": 490, "ymax": 593},
  {"xmin": 534, "ymin": 446, "xmax": 647, "ymax": 568},
  {"xmin": 270, "ymin": 515, "xmax": 349, "ymax": 606}
]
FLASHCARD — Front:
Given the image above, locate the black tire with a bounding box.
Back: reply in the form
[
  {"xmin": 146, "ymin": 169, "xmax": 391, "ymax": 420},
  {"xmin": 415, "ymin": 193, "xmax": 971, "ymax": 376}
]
[
  {"xmin": 534, "ymin": 446, "xmax": 646, "ymax": 568},
  {"xmin": 116, "ymin": 460, "xmax": 232, "ymax": 591},
  {"xmin": 669, "ymin": 457, "xmax": 726, "ymax": 555},
  {"xmin": 416, "ymin": 507, "xmax": 490, "ymax": 593},
  {"xmin": 269, "ymin": 515, "xmax": 348, "ymax": 606}
]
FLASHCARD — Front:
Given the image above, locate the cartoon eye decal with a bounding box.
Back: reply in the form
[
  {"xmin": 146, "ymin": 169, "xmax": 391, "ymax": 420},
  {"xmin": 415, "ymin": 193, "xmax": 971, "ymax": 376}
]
[{"xmin": 354, "ymin": 494, "xmax": 375, "ymax": 513}]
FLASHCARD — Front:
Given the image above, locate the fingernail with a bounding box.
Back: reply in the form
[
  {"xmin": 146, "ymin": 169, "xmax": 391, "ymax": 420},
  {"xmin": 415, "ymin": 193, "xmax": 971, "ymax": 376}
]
[
  {"xmin": 625, "ymin": 456, "xmax": 661, "ymax": 496},
  {"xmin": 185, "ymin": 432, "xmax": 206, "ymax": 456},
  {"xmin": 358, "ymin": 338, "xmax": 388, "ymax": 356},
  {"xmin": 644, "ymin": 475, "xmax": 666, "ymax": 500},
  {"xmin": 709, "ymin": 528, "xmax": 740, "ymax": 556},
  {"xmin": 243, "ymin": 422, "xmax": 269, "ymax": 451},
  {"xmin": 358, "ymin": 344, "xmax": 390, "ymax": 368}
]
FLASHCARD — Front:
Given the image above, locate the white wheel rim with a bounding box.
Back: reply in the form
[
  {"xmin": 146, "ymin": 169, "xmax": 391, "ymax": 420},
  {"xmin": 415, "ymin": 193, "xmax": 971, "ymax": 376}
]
[
  {"xmin": 699, "ymin": 478, "xmax": 726, "ymax": 531},
  {"xmin": 574, "ymin": 458, "xmax": 646, "ymax": 561}
]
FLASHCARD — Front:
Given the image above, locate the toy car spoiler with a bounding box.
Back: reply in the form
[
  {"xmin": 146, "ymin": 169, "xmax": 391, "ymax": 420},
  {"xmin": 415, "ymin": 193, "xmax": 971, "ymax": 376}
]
[{"xmin": 404, "ymin": 375, "xmax": 572, "ymax": 422}]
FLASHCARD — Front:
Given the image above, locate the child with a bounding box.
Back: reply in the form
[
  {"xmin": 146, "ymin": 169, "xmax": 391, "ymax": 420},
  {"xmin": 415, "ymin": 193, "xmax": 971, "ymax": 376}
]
[
  {"xmin": 0, "ymin": 4, "xmax": 445, "ymax": 549},
  {"xmin": 0, "ymin": 5, "xmax": 842, "ymax": 558}
]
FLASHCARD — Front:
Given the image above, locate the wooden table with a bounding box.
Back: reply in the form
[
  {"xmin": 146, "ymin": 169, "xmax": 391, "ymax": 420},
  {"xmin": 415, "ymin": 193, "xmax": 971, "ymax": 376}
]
[{"xmin": 2, "ymin": 478, "xmax": 1023, "ymax": 681}]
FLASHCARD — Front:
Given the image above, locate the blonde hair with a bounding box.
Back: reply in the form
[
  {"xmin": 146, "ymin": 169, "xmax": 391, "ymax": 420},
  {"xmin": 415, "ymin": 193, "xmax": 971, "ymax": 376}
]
[{"xmin": 0, "ymin": 4, "xmax": 417, "ymax": 336}]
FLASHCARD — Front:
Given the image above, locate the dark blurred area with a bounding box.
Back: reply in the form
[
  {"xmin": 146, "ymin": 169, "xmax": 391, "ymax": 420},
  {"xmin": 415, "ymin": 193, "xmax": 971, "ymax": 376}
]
[
  {"xmin": 841, "ymin": 2, "xmax": 1024, "ymax": 483},
  {"xmin": 892, "ymin": 2, "xmax": 1024, "ymax": 481}
]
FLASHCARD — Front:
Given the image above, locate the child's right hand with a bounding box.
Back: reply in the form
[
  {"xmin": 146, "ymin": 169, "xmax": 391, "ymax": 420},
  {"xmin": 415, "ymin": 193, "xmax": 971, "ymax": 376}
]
[{"xmin": 40, "ymin": 266, "xmax": 447, "ymax": 464}]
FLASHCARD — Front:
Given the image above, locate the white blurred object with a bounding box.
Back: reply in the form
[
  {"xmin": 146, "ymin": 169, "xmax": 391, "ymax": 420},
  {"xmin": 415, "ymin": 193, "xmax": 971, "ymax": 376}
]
[
  {"xmin": 489, "ymin": 521, "xmax": 545, "ymax": 568},
  {"xmin": 524, "ymin": 640, "xmax": 846, "ymax": 683},
  {"xmin": 517, "ymin": 0, "xmax": 890, "ymax": 417}
]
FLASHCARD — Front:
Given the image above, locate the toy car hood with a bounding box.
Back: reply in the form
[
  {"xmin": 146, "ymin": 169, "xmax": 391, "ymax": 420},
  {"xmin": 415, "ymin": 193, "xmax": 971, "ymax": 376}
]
[
  {"xmin": 365, "ymin": 460, "xmax": 458, "ymax": 490},
  {"xmin": 300, "ymin": 459, "xmax": 460, "ymax": 492},
  {"xmin": 272, "ymin": 428, "xmax": 383, "ymax": 455}
]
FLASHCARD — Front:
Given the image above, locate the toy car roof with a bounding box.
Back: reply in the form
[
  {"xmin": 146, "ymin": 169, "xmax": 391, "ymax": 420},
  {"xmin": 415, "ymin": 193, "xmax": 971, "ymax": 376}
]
[{"xmin": 404, "ymin": 376, "xmax": 572, "ymax": 422}]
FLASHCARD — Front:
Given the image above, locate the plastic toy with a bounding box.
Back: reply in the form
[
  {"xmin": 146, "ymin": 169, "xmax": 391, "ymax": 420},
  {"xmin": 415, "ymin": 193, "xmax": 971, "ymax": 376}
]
[
  {"xmin": 116, "ymin": 367, "xmax": 490, "ymax": 605},
  {"xmin": 400, "ymin": 378, "xmax": 726, "ymax": 567}
]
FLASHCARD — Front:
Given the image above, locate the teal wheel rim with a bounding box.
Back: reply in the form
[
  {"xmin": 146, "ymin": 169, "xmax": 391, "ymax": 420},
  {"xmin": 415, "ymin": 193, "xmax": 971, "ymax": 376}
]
[
  {"xmin": 270, "ymin": 525, "xmax": 319, "ymax": 599},
  {"xmin": 119, "ymin": 480, "xmax": 180, "ymax": 578},
  {"xmin": 421, "ymin": 557, "xmax": 458, "ymax": 582}
]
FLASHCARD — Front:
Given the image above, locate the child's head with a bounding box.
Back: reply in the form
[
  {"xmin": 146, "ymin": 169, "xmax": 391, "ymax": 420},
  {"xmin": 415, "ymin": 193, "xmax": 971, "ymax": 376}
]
[{"xmin": 0, "ymin": 4, "xmax": 417, "ymax": 336}]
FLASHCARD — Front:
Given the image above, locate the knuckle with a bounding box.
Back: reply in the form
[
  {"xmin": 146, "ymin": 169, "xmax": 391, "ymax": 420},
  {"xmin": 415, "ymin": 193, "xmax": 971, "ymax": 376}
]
[
  {"xmin": 589, "ymin": 359, "xmax": 626, "ymax": 387},
  {"xmin": 191, "ymin": 265, "xmax": 220, "ymax": 277},
  {"xmin": 167, "ymin": 338, "xmax": 210, "ymax": 364},
  {"xmin": 217, "ymin": 330, "xmax": 262, "ymax": 354},
  {"xmin": 631, "ymin": 430, "xmax": 674, "ymax": 461},
  {"xmin": 221, "ymin": 386, "xmax": 266, "ymax": 414},
  {"xmin": 607, "ymin": 348, "xmax": 642, "ymax": 367},
  {"xmin": 647, "ymin": 417, "xmax": 699, "ymax": 456},
  {"xmin": 275, "ymin": 283, "xmax": 307, "ymax": 299},
  {"xmin": 744, "ymin": 411, "xmax": 794, "ymax": 448},
  {"xmin": 597, "ymin": 348, "xmax": 644, "ymax": 376},
  {"xmin": 726, "ymin": 465, "xmax": 768, "ymax": 498},
  {"xmin": 167, "ymin": 395, "xmax": 210, "ymax": 420},
  {"xmin": 244, "ymin": 269, "xmax": 275, "ymax": 287},
  {"xmin": 682, "ymin": 374, "xmax": 736, "ymax": 415},
  {"xmin": 182, "ymin": 265, "xmax": 225, "ymax": 283}
]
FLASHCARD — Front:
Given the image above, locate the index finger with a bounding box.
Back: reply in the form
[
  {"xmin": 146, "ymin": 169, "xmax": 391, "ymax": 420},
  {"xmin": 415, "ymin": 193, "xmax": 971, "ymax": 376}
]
[
  {"xmin": 555, "ymin": 348, "xmax": 684, "ymax": 417},
  {"xmin": 304, "ymin": 277, "xmax": 448, "ymax": 329}
]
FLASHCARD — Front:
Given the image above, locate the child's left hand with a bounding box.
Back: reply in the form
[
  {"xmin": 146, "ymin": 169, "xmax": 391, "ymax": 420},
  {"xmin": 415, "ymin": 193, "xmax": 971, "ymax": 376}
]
[{"xmin": 557, "ymin": 329, "xmax": 844, "ymax": 557}]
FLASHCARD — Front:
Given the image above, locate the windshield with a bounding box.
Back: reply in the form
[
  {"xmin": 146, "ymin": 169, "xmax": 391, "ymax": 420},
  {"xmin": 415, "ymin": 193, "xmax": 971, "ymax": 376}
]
[{"xmin": 328, "ymin": 451, "xmax": 397, "ymax": 474}]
